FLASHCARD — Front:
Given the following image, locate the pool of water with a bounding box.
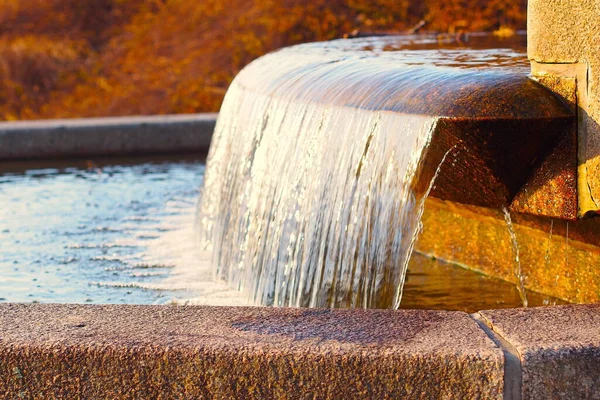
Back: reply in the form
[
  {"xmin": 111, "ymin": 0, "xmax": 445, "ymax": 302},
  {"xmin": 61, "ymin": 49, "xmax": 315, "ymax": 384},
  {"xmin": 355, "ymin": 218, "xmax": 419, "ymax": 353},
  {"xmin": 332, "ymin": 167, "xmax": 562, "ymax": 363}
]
[
  {"xmin": 0, "ymin": 156, "xmax": 563, "ymax": 311},
  {"xmin": 0, "ymin": 155, "xmax": 223, "ymax": 305}
]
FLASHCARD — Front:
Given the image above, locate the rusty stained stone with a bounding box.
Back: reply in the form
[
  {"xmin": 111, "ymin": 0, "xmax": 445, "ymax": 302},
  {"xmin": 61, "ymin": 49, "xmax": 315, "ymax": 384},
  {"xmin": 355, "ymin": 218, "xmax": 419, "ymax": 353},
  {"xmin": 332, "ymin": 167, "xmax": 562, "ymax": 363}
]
[
  {"xmin": 480, "ymin": 304, "xmax": 600, "ymax": 400},
  {"xmin": 417, "ymin": 197, "xmax": 600, "ymax": 304},
  {"xmin": 530, "ymin": 74, "xmax": 578, "ymax": 113},
  {"xmin": 509, "ymin": 71, "xmax": 579, "ymax": 219},
  {"xmin": 417, "ymin": 115, "xmax": 574, "ymax": 217},
  {"xmin": 529, "ymin": 63, "xmax": 593, "ymax": 218},
  {"xmin": 0, "ymin": 304, "xmax": 504, "ymax": 399},
  {"xmin": 402, "ymin": 65, "xmax": 578, "ymax": 219},
  {"xmin": 509, "ymin": 119, "xmax": 578, "ymax": 220},
  {"xmin": 509, "ymin": 62, "xmax": 579, "ymax": 220}
]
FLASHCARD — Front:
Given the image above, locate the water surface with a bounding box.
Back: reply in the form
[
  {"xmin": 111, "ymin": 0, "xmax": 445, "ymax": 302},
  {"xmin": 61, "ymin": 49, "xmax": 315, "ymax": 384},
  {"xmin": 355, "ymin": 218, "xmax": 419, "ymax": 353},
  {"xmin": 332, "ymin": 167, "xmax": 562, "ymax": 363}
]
[
  {"xmin": 0, "ymin": 156, "xmax": 562, "ymax": 310},
  {"xmin": 0, "ymin": 156, "xmax": 219, "ymax": 304}
]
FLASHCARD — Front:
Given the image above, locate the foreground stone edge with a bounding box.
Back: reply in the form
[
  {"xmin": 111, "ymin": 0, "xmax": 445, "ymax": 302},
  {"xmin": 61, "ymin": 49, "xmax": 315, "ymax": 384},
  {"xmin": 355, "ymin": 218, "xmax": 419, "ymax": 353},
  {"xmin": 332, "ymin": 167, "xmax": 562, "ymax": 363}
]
[
  {"xmin": 0, "ymin": 304, "xmax": 503, "ymax": 399},
  {"xmin": 1, "ymin": 304, "xmax": 599, "ymax": 399},
  {"xmin": 480, "ymin": 304, "xmax": 600, "ymax": 400}
]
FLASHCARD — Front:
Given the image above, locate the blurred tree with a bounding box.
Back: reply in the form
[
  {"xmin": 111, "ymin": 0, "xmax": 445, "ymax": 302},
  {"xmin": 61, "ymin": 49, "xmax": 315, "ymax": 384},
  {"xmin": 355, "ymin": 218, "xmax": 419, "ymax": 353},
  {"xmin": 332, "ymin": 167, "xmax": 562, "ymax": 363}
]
[{"xmin": 0, "ymin": 0, "xmax": 527, "ymax": 120}]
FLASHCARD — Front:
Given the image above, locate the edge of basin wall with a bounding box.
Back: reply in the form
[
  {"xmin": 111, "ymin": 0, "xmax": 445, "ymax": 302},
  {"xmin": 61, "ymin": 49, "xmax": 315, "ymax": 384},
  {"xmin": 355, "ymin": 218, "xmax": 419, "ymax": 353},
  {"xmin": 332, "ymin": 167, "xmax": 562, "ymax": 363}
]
[
  {"xmin": 0, "ymin": 114, "xmax": 218, "ymax": 160},
  {"xmin": 0, "ymin": 303, "xmax": 598, "ymax": 399}
]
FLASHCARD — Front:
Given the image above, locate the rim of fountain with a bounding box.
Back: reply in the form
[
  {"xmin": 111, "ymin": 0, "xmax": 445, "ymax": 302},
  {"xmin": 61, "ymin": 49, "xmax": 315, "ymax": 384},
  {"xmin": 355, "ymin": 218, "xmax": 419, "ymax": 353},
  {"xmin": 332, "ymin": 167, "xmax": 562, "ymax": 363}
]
[{"xmin": 0, "ymin": 113, "xmax": 597, "ymax": 398}]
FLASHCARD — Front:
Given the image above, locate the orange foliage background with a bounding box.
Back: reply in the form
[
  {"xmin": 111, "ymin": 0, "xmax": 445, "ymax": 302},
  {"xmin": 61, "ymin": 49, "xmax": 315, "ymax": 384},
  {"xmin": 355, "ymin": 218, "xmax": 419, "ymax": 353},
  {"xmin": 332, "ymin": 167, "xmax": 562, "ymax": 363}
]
[{"xmin": 0, "ymin": 0, "xmax": 526, "ymax": 120}]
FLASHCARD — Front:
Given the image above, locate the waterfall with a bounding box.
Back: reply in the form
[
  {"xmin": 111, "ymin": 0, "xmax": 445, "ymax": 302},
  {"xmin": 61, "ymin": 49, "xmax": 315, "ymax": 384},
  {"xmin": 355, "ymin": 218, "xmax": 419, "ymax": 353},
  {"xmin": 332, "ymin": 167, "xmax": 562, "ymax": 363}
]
[{"xmin": 196, "ymin": 36, "xmax": 530, "ymax": 308}]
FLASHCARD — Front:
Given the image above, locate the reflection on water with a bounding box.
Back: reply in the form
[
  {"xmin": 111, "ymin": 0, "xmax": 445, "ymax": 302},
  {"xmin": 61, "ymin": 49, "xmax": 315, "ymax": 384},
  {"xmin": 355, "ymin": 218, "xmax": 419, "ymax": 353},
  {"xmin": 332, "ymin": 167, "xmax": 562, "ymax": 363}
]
[
  {"xmin": 0, "ymin": 158, "xmax": 564, "ymax": 309},
  {"xmin": 402, "ymin": 253, "xmax": 564, "ymax": 313},
  {"xmin": 316, "ymin": 33, "xmax": 528, "ymax": 69}
]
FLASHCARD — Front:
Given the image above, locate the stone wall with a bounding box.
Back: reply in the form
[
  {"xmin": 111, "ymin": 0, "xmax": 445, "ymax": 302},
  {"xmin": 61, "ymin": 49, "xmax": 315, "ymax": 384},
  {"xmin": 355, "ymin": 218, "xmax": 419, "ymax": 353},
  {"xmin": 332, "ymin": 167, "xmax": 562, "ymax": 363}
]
[
  {"xmin": 528, "ymin": 0, "xmax": 600, "ymax": 216},
  {"xmin": 0, "ymin": 114, "xmax": 217, "ymax": 159}
]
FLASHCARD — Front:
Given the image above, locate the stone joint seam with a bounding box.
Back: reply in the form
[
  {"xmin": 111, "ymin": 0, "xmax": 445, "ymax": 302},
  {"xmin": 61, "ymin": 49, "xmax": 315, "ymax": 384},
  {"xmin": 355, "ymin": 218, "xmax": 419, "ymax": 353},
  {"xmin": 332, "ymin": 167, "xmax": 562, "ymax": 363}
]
[{"xmin": 471, "ymin": 312, "xmax": 522, "ymax": 400}]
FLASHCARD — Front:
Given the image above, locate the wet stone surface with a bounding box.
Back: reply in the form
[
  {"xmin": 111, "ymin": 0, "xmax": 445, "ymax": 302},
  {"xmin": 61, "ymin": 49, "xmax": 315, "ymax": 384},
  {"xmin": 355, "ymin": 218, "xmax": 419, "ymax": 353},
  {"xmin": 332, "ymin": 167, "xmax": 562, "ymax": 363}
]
[{"xmin": 417, "ymin": 197, "xmax": 600, "ymax": 304}]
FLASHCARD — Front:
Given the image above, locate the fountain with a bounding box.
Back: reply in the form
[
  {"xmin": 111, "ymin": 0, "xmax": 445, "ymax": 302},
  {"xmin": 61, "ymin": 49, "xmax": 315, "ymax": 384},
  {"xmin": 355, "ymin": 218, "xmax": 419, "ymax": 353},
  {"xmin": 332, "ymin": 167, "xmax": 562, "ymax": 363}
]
[
  {"xmin": 0, "ymin": 0, "xmax": 599, "ymax": 398},
  {"xmin": 196, "ymin": 35, "xmax": 573, "ymax": 308}
]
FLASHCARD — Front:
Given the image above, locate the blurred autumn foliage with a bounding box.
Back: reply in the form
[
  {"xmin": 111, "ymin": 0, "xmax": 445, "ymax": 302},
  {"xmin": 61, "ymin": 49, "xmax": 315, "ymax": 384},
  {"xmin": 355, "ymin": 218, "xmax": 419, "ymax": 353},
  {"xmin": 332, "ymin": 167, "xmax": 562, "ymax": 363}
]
[{"xmin": 0, "ymin": 0, "xmax": 526, "ymax": 120}]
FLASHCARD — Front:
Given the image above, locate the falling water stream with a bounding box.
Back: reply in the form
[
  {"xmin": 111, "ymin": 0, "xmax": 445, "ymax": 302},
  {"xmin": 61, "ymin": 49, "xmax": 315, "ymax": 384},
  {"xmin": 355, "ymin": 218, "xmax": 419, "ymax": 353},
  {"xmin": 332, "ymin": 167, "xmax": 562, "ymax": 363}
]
[
  {"xmin": 198, "ymin": 87, "xmax": 436, "ymax": 308},
  {"xmin": 197, "ymin": 34, "xmax": 532, "ymax": 308},
  {"xmin": 502, "ymin": 207, "xmax": 529, "ymax": 307}
]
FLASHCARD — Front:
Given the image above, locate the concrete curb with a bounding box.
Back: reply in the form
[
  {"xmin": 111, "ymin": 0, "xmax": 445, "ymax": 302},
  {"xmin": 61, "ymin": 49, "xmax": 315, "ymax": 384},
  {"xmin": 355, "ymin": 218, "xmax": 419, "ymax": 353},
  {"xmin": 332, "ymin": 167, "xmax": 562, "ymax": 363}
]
[
  {"xmin": 0, "ymin": 114, "xmax": 217, "ymax": 160},
  {"xmin": 480, "ymin": 304, "xmax": 600, "ymax": 399},
  {"xmin": 0, "ymin": 304, "xmax": 598, "ymax": 399}
]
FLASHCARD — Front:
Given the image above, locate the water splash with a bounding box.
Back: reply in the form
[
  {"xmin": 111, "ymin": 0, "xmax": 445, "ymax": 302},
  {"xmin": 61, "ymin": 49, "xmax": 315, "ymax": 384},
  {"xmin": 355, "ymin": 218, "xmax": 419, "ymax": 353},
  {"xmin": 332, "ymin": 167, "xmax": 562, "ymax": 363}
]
[
  {"xmin": 544, "ymin": 219, "xmax": 553, "ymax": 274},
  {"xmin": 502, "ymin": 207, "xmax": 528, "ymax": 307},
  {"xmin": 565, "ymin": 221, "xmax": 570, "ymax": 271}
]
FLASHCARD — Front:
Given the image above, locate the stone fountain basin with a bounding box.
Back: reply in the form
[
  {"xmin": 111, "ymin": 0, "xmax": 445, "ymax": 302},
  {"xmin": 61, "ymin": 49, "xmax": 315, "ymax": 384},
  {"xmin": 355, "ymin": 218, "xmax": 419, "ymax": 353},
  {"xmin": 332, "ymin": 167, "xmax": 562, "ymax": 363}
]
[{"xmin": 0, "ymin": 115, "xmax": 598, "ymax": 399}]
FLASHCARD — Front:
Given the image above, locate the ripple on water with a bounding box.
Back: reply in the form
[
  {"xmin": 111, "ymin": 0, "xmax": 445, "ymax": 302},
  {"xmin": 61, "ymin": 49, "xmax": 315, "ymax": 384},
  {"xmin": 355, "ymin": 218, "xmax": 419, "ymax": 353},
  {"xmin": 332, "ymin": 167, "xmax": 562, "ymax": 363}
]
[{"xmin": 0, "ymin": 158, "xmax": 245, "ymax": 305}]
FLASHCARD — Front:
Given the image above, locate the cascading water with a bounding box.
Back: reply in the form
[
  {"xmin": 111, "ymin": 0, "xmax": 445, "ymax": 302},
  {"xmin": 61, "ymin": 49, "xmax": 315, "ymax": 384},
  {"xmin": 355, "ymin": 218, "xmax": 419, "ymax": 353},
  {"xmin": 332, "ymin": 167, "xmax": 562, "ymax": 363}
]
[
  {"xmin": 197, "ymin": 35, "xmax": 535, "ymax": 308},
  {"xmin": 199, "ymin": 86, "xmax": 435, "ymax": 308}
]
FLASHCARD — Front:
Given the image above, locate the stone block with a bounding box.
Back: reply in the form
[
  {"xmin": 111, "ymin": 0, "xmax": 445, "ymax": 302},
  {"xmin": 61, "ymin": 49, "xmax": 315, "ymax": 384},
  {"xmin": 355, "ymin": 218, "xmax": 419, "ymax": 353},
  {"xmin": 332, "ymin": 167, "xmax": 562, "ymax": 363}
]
[
  {"xmin": 480, "ymin": 304, "xmax": 600, "ymax": 399},
  {"xmin": 0, "ymin": 304, "xmax": 503, "ymax": 399},
  {"xmin": 529, "ymin": 0, "xmax": 600, "ymax": 216}
]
